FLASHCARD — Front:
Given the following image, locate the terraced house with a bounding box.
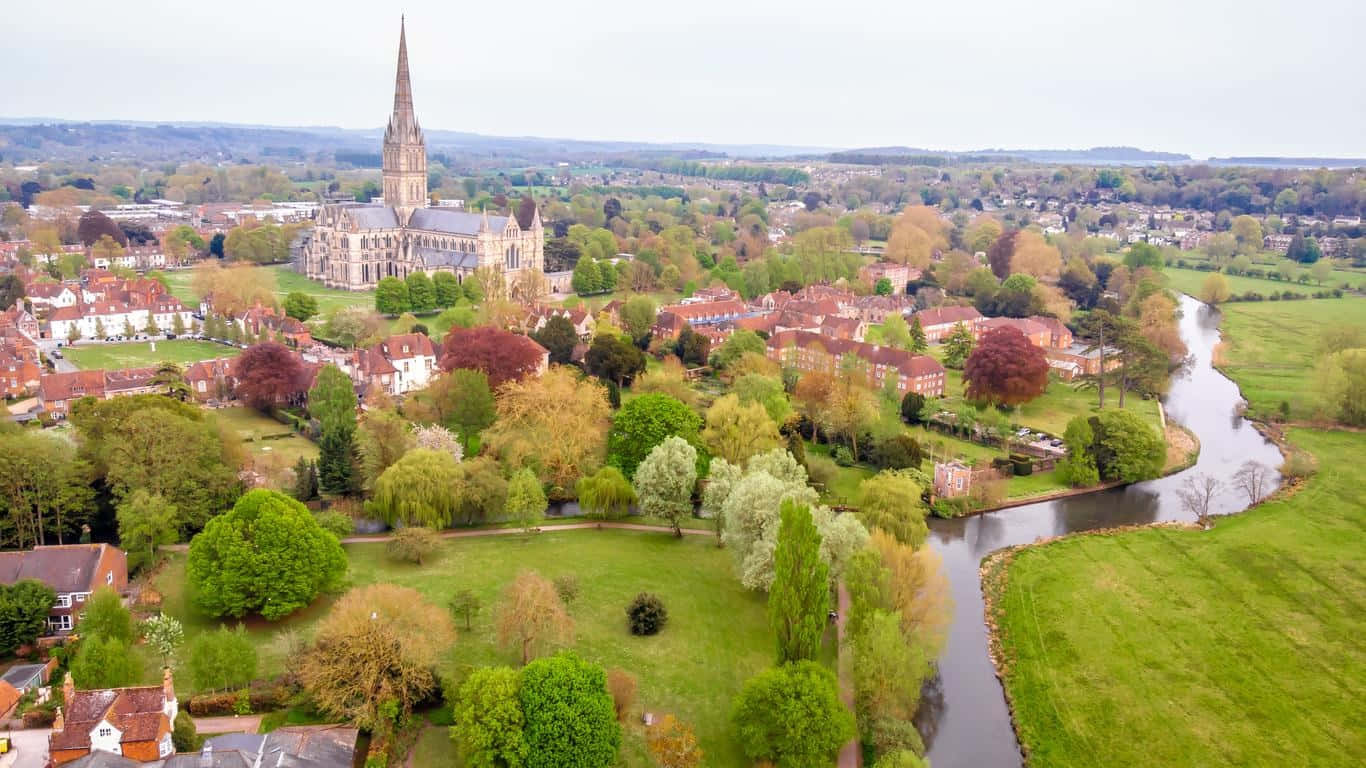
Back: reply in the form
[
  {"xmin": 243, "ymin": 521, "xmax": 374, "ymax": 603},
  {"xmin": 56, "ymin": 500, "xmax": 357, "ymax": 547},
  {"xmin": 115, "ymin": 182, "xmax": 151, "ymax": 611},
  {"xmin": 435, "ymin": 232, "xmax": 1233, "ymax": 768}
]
[{"xmin": 766, "ymin": 329, "xmax": 946, "ymax": 396}]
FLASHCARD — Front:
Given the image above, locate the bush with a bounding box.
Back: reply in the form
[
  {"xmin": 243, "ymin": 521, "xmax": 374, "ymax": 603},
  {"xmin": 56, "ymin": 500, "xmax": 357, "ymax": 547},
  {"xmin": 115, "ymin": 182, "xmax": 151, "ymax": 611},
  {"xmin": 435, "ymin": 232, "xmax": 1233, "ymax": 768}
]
[
  {"xmin": 803, "ymin": 453, "xmax": 838, "ymax": 490},
  {"xmin": 23, "ymin": 709, "xmax": 56, "ymax": 728},
  {"xmin": 387, "ymin": 527, "xmax": 440, "ymax": 564},
  {"xmin": 313, "ymin": 510, "xmax": 353, "ymax": 539},
  {"xmin": 186, "ymin": 684, "xmax": 289, "ymax": 716},
  {"xmin": 553, "ymin": 574, "xmax": 580, "ymax": 605},
  {"xmin": 172, "ymin": 709, "xmax": 200, "ymax": 752},
  {"xmin": 605, "ymin": 667, "xmax": 636, "ymax": 722},
  {"xmin": 832, "ymin": 445, "xmax": 854, "ymax": 467},
  {"xmin": 1010, "ymin": 454, "xmax": 1033, "ymax": 476},
  {"xmin": 930, "ymin": 497, "xmax": 970, "ymax": 518},
  {"xmin": 626, "ymin": 593, "xmax": 668, "ymax": 636}
]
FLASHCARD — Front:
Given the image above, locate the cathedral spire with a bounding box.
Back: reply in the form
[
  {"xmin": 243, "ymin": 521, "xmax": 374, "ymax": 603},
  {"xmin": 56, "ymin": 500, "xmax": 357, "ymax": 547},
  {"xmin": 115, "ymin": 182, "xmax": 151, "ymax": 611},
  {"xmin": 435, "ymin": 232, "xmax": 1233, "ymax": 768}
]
[
  {"xmin": 392, "ymin": 16, "xmax": 414, "ymax": 121},
  {"xmin": 383, "ymin": 15, "xmax": 426, "ymax": 221}
]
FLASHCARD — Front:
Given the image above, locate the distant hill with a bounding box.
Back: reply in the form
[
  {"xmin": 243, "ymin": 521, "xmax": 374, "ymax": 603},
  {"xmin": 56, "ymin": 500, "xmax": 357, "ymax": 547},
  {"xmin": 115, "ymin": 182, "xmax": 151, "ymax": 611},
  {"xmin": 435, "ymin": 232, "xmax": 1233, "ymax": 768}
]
[
  {"xmin": 830, "ymin": 145, "xmax": 1191, "ymax": 165},
  {"xmin": 1206, "ymin": 156, "xmax": 1365, "ymax": 169}
]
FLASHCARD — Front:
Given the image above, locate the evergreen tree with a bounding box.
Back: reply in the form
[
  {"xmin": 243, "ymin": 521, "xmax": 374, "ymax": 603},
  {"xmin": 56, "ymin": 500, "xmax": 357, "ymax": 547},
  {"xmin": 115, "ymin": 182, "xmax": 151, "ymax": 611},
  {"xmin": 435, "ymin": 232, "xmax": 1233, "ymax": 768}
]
[
  {"xmin": 908, "ymin": 316, "xmax": 928, "ymax": 354},
  {"xmin": 942, "ymin": 322, "xmax": 975, "ymax": 368}
]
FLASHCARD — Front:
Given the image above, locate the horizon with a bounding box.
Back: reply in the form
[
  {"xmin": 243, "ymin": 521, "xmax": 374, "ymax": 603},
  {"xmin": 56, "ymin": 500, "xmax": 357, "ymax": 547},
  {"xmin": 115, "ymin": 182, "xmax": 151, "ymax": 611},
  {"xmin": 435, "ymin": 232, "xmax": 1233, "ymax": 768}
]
[{"xmin": 3, "ymin": 1, "xmax": 1364, "ymax": 158}]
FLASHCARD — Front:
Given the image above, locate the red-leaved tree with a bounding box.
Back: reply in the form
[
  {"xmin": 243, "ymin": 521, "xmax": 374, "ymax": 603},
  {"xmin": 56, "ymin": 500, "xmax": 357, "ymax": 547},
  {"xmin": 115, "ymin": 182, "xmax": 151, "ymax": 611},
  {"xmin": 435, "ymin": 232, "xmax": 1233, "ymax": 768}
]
[
  {"xmin": 439, "ymin": 326, "xmax": 545, "ymax": 388},
  {"xmin": 986, "ymin": 229, "xmax": 1018, "ymax": 281},
  {"xmin": 232, "ymin": 342, "xmax": 307, "ymax": 410},
  {"xmin": 963, "ymin": 326, "xmax": 1049, "ymax": 406}
]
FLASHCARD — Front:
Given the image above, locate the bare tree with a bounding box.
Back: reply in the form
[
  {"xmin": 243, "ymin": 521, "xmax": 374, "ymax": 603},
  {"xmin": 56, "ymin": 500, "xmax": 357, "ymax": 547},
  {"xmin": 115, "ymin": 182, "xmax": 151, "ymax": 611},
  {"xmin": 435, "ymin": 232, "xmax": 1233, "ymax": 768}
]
[
  {"xmin": 1177, "ymin": 474, "xmax": 1222, "ymax": 530},
  {"xmin": 1232, "ymin": 460, "xmax": 1272, "ymax": 506}
]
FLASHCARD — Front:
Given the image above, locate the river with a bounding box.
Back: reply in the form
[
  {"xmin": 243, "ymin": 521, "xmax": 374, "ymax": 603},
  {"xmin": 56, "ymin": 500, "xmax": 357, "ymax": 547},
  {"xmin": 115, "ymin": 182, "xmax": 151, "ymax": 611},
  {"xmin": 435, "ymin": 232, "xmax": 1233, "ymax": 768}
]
[{"xmin": 919, "ymin": 294, "xmax": 1286, "ymax": 768}]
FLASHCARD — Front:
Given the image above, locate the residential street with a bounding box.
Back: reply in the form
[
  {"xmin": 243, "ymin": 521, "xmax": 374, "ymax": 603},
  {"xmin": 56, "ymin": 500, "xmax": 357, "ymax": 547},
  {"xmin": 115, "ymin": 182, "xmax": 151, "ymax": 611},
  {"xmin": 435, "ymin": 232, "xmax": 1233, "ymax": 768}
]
[{"xmin": 0, "ymin": 728, "xmax": 50, "ymax": 768}]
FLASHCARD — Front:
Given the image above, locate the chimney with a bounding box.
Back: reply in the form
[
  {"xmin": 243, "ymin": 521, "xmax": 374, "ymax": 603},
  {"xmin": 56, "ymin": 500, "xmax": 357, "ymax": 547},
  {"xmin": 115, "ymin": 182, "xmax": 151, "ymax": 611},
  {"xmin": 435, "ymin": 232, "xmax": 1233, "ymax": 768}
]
[
  {"xmin": 62, "ymin": 672, "xmax": 74, "ymax": 706},
  {"xmin": 162, "ymin": 666, "xmax": 175, "ymax": 702}
]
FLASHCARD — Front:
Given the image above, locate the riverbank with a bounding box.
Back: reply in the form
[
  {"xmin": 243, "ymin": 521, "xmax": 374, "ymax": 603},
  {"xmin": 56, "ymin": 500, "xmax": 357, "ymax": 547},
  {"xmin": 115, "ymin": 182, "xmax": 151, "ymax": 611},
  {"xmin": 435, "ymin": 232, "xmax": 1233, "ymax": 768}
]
[{"xmin": 985, "ymin": 427, "xmax": 1365, "ymax": 767}]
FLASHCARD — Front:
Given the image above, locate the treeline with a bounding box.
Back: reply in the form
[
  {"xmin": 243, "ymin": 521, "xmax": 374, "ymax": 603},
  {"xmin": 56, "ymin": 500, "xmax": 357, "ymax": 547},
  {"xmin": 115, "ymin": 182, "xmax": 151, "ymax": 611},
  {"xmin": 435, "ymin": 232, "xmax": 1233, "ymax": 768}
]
[
  {"xmin": 612, "ymin": 157, "xmax": 809, "ymax": 185},
  {"xmin": 830, "ymin": 152, "xmax": 1017, "ymax": 166}
]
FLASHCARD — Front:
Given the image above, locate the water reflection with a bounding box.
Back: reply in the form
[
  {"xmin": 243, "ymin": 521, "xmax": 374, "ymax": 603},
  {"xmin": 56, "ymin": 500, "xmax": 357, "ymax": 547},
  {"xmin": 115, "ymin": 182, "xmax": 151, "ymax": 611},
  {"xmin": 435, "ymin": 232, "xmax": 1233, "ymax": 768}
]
[{"xmin": 921, "ymin": 295, "xmax": 1284, "ymax": 768}]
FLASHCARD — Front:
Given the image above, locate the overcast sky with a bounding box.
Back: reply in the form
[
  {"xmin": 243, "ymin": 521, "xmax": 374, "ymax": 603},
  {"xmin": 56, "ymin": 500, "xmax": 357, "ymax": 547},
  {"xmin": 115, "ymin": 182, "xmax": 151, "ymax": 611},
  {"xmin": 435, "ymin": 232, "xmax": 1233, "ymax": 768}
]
[{"xmin": 5, "ymin": 0, "xmax": 1364, "ymax": 158}]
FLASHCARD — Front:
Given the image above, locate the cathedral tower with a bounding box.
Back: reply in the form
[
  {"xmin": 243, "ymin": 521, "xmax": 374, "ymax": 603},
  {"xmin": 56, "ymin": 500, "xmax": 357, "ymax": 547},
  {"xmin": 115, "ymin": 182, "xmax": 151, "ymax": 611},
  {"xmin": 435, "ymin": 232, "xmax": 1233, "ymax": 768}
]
[{"xmin": 382, "ymin": 17, "xmax": 427, "ymax": 223}]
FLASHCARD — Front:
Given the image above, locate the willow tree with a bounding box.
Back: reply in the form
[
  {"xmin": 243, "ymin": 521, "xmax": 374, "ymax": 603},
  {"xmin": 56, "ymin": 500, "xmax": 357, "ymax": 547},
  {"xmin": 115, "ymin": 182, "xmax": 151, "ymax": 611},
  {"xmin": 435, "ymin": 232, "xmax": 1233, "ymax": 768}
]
[
  {"xmin": 575, "ymin": 466, "xmax": 636, "ymax": 520},
  {"xmin": 368, "ymin": 449, "xmax": 463, "ymax": 528}
]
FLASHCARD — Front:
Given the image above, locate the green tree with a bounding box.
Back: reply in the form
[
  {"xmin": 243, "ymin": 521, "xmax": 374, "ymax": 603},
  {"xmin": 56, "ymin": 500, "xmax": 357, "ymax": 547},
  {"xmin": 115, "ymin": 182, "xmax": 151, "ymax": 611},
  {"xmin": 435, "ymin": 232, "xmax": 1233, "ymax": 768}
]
[
  {"xmin": 881, "ymin": 313, "xmax": 912, "ymax": 351},
  {"xmin": 606, "ymin": 394, "xmax": 701, "ymax": 478},
  {"xmin": 1315, "ymin": 348, "xmax": 1366, "ymax": 426},
  {"xmin": 453, "ymin": 666, "xmax": 528, "ymax": 768},
  {"xmin": 1091, "ymin": 410, "xmax": 1165, "ymax": 482},
  {"xmin": 116, "ymin": 489, "xmax": 178, "ymax": 572},
  {"xmin": 1123, "ymin": 242, "xmax": 1164, "ymax": 270},
  {"xmin": 406, "ymin": 271, "xmax": 437, "ymax": 313},
  {"xmin": 0, "ymin": 581, "xmax": 56, "ymax": 655},
  {"xmin": 702, "ymin": 393, "xmax": 781, "ymax": 465},
  {"xmin": 186, "ymin": 625, "xmax": 258, "ymax": 692},
  {"xmin": 506, "ymin": 468, "xmax": 547, "ymax": 534},
  {"xmin": 531, "ymin": 315, "xmax": 578, "ymax": 365},
  {"xmin": 412, "ymin": 369, "xmax": 497, "ymax": 452},
  {"xmin": 584, "ymin": 334, "xmax": 646, "ymax": 387},
  {"xmin": 355, "ymin": 409, "xmax": 415, "ymax": 490},
  {"xmin": 908, "ymin": 316, "xmax": 928, "ymax": 354},
  {"xmin": 769, "ymin": 502, "xmax": 830, "ymax": 663},
  {"xmin": 1056, "ymin": 416, "xmax": 1100, "ymax": 486},
  {"xmin": 140, "ymin": 613, "xmax": 184, "ymax": 667},
  {"xmin": 1231, "ymin": 215, "xmax": 1263, "ymax": 255},
  {"xmin": 376, "ymin": 276, "xmax": 410, "ymax": 315},
  {"xmin": 449, "ymin": 589, "xmax": 482, "ymax": 631},
  {"xmin": 519, "ymin": 652, "xmax": 621, "ymax": 768},
  {"xmin": 851, "ymin": 610, "xmax": 934, "ymax": 756},
  {"xmin": 942, "ymin": 322, "xmax": 975, "ymax": 368},
  {"xmin": 433, "ymin": 271, "xmax": 461, "ymax": 307},
  {"xmin": 1199, "ymin": 272, "xmax": 1231, "ymax": 304},
  {"xmin": 80, "ymin": 586, "xmax": 135, "ymax": 644},
  {"xmin": 575, "ymin": 466, "xmax": 636, "ymax": 520},
  {"xmin": 310, "ymin": 364, "xmax": 358, "ymax": 495},
  {"xmin": 710, "ymin": 330, "xmax": 766, "ymax": 369},
  {"xmin": 632, "ymin": 436, "xmax": 697, "ymax": 537},
  {"xmin": 572, "ymin": 257, "xmax": 602, "ymax": 296},
  {"xmin": 283, "ymin": 292, "xmax": 319, "ymax": 322},
  {"xmin": 70, "ymin": 636, "xmax": 142, "ymax": 689},
  {"xmin": 619, "ymin": 296, "xmax": 657, "ymax": 345},
  {"xmin": 187, "ymin": 490, "xmax": 346, "ymax": 620},
  {"xmin": 369, "ymin": 449, "xmax": 463, "ymax": 528},
  {"xmin": 731, "ymin": 661, "xmax": 855, "ymax": 768},
  {"xmin": 857, "ymin": 471, "xmax": 928, "ymax": 548},
  {"xmin": 874, "ymin": 277, "xmax": 893, "ymax": 295}
]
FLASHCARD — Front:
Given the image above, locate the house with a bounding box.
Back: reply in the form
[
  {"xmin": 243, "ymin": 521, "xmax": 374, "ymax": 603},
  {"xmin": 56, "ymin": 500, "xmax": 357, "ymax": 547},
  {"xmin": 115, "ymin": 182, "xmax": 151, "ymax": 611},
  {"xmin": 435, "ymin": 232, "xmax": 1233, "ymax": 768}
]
[
  {"xmin": 849, "ymin": 294, "xmax": 914, "ymax": 325},
  {"xmin": 912, "ymin": 306, "xmax": 983, "ymax": 343},
  {"xmin": 858, "ymin": 262, "xmax": 918, "ymax": 292},
  {"xmin": 1045, "ymin": 343, "xmax": 1122, "ymax": 381},
  {"xmin": 38, "ymin": 370, "xmax": 107, "ymax": 418},
  {"xmin": 26, "ymin": 282, "xmax": 80, "ymax": 314},
  {"xmin": 766, "ymin": 329, "xmax": 945, "ymax": 397},
  {"xmin": 933, "ymin": 460, "xmax": 974, "ymax": 498},
  {"xmin": 236, "ymin": 304, "xmax": 312, "ymax": 347},
  {"xmin": 0, "ymin": 544, "xmax": 128, "ymax": 634},
  {"xmin": 977, "ymin": 317, "xmax": 1052, "ymax": 348},
  {"xmin": 1, "ymin": 661, "xmax": 53, "ymax": 694},
  {"xmin": 522, "ymin": 305, "xmax": 595, "ymax": 340},
  {"xmin": 184, "ymin": 358, "xmax": 237, "ymax": 402},
  {"xmin": 1027, "ymin": 316, "xmax": 1073, "ymax": 349},
  {"xmin": 352, "ymin": 333, "xmax": 439, "ymax": 396},
  {"xmin": 0, "ymin": 679, "xmax": 19, "ymax": 719},
  {"xmin": 49, "ymin": 670, "xmax": 177, "ymax": 765},
  {"xmin": 653, "ymin": 299, "xmax": 748, "ymax": 337},
  {"xmin": 160, "ymin": 726, "xmax": 360, "ymax": 768}
]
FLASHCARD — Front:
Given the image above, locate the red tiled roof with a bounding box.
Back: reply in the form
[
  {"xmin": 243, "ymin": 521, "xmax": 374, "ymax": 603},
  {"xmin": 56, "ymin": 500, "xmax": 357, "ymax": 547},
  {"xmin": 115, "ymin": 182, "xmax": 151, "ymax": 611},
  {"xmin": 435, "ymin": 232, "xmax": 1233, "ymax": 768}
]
[
  {"xmin": 767, "ymin": 329, "xmax": 944, "ymax": 378},
  {"xmin": 40, "ymin": 370, "xmax": 106, "ymax": 403},
  {"xmin": 913, "ymin": 306, "xmax": 982, "ymax": 328},
  {"xmin": 50, "ymin": 682, "xmax": 170, "ymax": 751}
]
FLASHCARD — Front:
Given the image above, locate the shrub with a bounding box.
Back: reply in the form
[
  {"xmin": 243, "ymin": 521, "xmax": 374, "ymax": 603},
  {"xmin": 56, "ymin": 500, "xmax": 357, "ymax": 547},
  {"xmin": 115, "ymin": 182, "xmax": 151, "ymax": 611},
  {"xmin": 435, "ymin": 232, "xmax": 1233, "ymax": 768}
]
[
  {"xmin": 626, "ymin": 593, "xmax": 668, "ymax": 636},
  {"xmin": 1010, "ymin": 455, "xmax": 1033, "ymax": 476},
  {"xmin": 553, "ymin": 574, "xmax": 580, "ymax": 605},
  {"xmin": 605, "ymin": 667, "xmax": 636, "ymax": 723},
  {"xmin": 832, "ymin": 445, "xmax": 854, "ymax": 467},
  {"xmin": 803, "ymin": 453, "xmax": 839, "ymax": 490},
  {"xmin": 313, "ymin": 510, "xmax": 353, "ymax": 539},
  {"xmin": 387, "ymin": 526, "xmax": 440, "ymax": 564}
]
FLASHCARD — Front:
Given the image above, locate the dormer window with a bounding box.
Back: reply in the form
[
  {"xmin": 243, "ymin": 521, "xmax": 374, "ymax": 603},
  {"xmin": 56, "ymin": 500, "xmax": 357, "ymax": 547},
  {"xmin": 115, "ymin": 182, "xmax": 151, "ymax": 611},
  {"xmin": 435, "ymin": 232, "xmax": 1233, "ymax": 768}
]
[{"xmin": 99, "ymin": 727, "xmax": 112, "ymax": 737}]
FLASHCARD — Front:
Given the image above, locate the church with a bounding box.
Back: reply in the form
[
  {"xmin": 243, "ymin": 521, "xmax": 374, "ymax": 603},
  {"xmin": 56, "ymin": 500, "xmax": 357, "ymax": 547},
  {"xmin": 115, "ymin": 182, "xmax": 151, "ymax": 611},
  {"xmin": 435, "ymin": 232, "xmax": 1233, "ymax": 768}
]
[{"xmin": 302, "ymin": 19, "xmax": 545, "ymax": 292}]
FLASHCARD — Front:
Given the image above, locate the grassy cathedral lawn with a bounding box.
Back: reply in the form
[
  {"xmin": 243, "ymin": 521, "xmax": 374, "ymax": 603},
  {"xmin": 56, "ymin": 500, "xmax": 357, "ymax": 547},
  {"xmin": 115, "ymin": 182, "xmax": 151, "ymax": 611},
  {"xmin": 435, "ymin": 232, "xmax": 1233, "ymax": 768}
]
[
  {"xmin": 62, "ymin": 338, "xmax": 238, "ymax": 370},
  {"xmin": 991, "ymin": 428, "xmax": 1366, "ymax": 768},
  {"xmin": 154, "ymin": 529, "xmax": 776, "ymax": 767},
  {"xmin": 160, "ymin": 264, "xmax": 374, "ymax": 317},
  {"xmin": 1212, "ymin": 297, "xmax": 1366, "ymax": 421}
]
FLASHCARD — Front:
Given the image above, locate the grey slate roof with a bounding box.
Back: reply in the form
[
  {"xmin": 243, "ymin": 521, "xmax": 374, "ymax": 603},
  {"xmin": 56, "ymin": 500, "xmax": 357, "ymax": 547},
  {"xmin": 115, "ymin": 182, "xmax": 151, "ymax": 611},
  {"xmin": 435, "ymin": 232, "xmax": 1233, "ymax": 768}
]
[
  {"xmin": 341, "ymin": 204, "xmax": 400, "ymax": 230},
  {"xmin": 413, "ymin": 246, "xmax": 478, "ymax": 270},
  {"xmin": 0, "ymin": 544, "xmax": 105, "ymax": 593},
  {"xmin": 59, "ymin": 754, "xmax": 150, "ymax": 768},
  {"xmin": 1, "ymin": 662, "xmax": 47, "ymax": 690},
  {"xmin": 162, "ymin": 726, "xmax": 359, "ymax": 768},
  {"xmin": 409, "ymin": 207, "xmax": 509, "ymax": 236}
]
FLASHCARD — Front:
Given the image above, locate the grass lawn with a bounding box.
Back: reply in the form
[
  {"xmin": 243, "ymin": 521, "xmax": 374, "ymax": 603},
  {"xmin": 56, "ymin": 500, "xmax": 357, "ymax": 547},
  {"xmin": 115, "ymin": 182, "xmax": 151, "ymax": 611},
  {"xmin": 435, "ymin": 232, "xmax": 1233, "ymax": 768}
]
[
  {"xmin": 1213, "ymin": 297, "xmax": 1366, "ymax": 420},
  {"xmin": 1163, "ymin": 266, "xmax": 1323, "ymax": 298},
  {"xmin": 155, "ymin": 529, "xmax": 778, "ymax": 767},
  {"xmin": 63, "ymin": 339, "xmax": 239, "ymax": 370},
  {"xmin": 210, "ymin": 407, "xmax": 318, "ymax": 466},
  {"xmin": 991, "ymin": 428, "xmax": 1366, "ymax": 767},
  {"xmin": 162, "ymin": 265, "xmax": 374, "ymax": 317}
]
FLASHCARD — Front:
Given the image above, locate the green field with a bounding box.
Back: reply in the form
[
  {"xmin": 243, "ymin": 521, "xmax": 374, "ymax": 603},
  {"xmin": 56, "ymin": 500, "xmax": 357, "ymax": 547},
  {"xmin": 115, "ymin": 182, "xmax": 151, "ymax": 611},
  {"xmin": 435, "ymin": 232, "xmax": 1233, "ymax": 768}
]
[
  {"xmin": 1214, "ymin": 297, "xmax": 1366, "ymax": 420},
  {"xmin": 991, "ymin": 428, "xmax": 1366, "ymax": 767},
  {"xmin": 1163, "ymin": 266, "xmax": 1323, "ymax": 298},
  {"xmin": 63, "ymin": 339, "xmax": 238, "ymax": 370},
  {"xmin": 162, "ymin": 265, "xmax": 374, "ymax": 317},
  {"xmin": 155, "ymin": 529, "xmax": 777, "ymax": 767},
  {"xmin": 211, "ymin": 406, "xmax": 318, "ymax": 467}
]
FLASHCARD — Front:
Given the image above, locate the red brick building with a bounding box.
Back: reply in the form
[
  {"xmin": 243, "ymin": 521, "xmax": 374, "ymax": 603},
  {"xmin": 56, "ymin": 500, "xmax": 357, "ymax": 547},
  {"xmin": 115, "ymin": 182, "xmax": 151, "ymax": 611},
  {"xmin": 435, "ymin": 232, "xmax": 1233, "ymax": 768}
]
[{"xmin": 766, "ymin": 329, "xmax": 945, "ymax": 396}]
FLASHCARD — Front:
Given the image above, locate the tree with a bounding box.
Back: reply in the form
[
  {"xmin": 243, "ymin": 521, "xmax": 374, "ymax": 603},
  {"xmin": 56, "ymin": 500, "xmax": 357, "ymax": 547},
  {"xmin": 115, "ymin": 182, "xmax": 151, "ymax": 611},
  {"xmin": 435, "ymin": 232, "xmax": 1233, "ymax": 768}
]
[
  {"xmin": 449, "ymin": 589, "xmax": 482, "ymax": 631},
  {"xmin": 647, "ymin": 715, "xmax": 703, "ymax": 768},
  {"xmin": 1200, "ymin": 272, "xmax": 1231, "ymax": 304},
  {"xmin": 70, "ymin": 636, "xmax": 141, "ymax": 689},
  {"xmin": 1314, "ymin": 348, "xmax": 1366, "ymax": 426},
  {"xmin": 572, "ymin": 256, "xmax": 603, "ymax": 296},
  {"xmin": 899, "ymin": 392, "xmax": 927, "ymax": 425},
  {"xmin": 140, "ymin": 613, "xmax": 184, "ymax": 668},
  {"xmin": 702, "ymin": 458, "xmax": 742, "ymax": 547},
  {"xmin": 731, "ymin": 661, "xmax": 855, "ymax": 768},
  {"xmin": 1309, "ymin": 258, "xmax": 1333, "ymax": 284},
  {"xmin": 625, "ymin": 592, "xmax": 668, "ymax": 635},
  {"xmin": 1177, "ymin": 473, "xmax": 1221, "ymax": 530},
  {"xmin": 299, "ymin": 584, "xmax": 454, "ymax": 730},
  {"xmin": 375, "ymin": 276, "xmax": 410, "ymax": 315},
  {"xmin": 575, "ymin": 466, "xmax": 636, "ymax": 520},
  {"xmin": 506, "ymin": 468, "xmax": 547, "ymax": 534},
  {"xmin": 80, "ymin": 586, "xmax": 135, "ymax": 644},
  {"xmin": 406, "ymin": 271, "xmax": 437, "ymax": 313},
  {"xmin": 858, "ymin": 471, "xmax": 928, "ymax": 548},
  {"xmin": 632, "ymin": 436, "xmax": 697, "ymax": 537},
  {"xmin": 440, "ymin": 326, "xmax": 546, "ymax": 387},
  {"xmin": 172, "ymin": 711, "xmax": 199, "ymax": 753},
  {"xmin": 77, "ymin": 208, "xmax": 126, "ymax": 247},
  {"xmin": 322, "ymin": 306, "xmax": 384, "ymax": 349},
  {"xmin": 702, "ymin": 393, "xmax": 781, "ymax": 465},
  {"xmin": 187, "ymin": 490, "xmax": 346, "ymax": 620},
  {"xmin": 0, "ymin": 431, "xmax": 95, "ymax": 548},
  {"xmin": 769, "ymin": 502, "xmax": 830, "ymax": 664},
  {"xmin": 1123, "ymin": 241, "xmax": 1164, "ymax": 271},
  {"xmin": 1090, "ymin": 410, "xmax": 1165, "ymax": 482},
  {"xmin": 283, "ymin": 292, "xmax": 319, "ymax": 322},
  {"xmin": 942, "ymin": 322, "xmax": 975, "ymax": 369},
  {"xmin": 908, "ymin": 315, "xmax": 928, "ymax": 354},
  {"xmin": 498, "ymin": 570, "xmax": 573, "ymax": 665},
  {"xmin": 585, "ymin": 333, "xmax": 646, "ymax": 387},
  {"xmin": 186, "ymin": 624, "xmax": 257, "ymax": 691},
  {"xmin": 1011, "ymin": 231, "xmax": 1062, "ymax": 280},
  {"xmin": 453, "ymin": 667, "xmax": 528, "ymax": 768},
  {"xmin": 874, "ymin": 277, "xmax": 893, "ymax": 296},
  {"xmin": 531, "ymin": 315, "xmax": 578, "ymax": 365},
  {"xmin": 482, "ymin": 368, "xmax": 611, "ymax": 493},
  {"xmin": 710, "ymin": 330, "xmax": 766, "ymax": 370},
  {"xmin": 619, "ymin": 296, "xmax": 656, "ymax": 346},
  {"xmin": 851, "ymin": 610, "xmax": 934, "ymax": 756},
  {"xmin": 826, "ymin": 376, "xmax": 880, "ymax": 462},
  {"xmin": 881, "ymin": 313, "xmax": 912, "ymax": 351},
  {"xmin": 606, "ymin": 394, "xmax": 701, "ymax": 478},
  {"xmin": 520, "ymin": 652, "xmax": 621, "ymax": 768},
  {"xmin": 963, "ymin": 327, "xmax": 1049, "ymax": 406},
  {"xmin": 0, "ymin": 274, "xmax": 24, "ymax": 310},
  {"xmin": 1056, "ymin": 416, "xmax": 1100, "ymax": 487},
  {"xmin": 371, "ymin": 448, "xmax": 464, "ymax": 529},
  {"xmin": 388, "ymin": 526, "xmax": 440, "ymax": 564},
  {"xmin": 355, "ymin": 408, "xmax": 414, "ymax": 490},
  {"xmin": 986, "ymin": 229, "xmax": 1018, "ymax": 280},
  {"xmin": 433, "ymin": 271, "xmax": 461, "ymax": 307},
  {"xmin": 116, "ymin": 490, "xmax": 177, "ymax": 572},
  {"xmin": 192, "ymin": 261, "xmax": 277, "ymax": 316},
  {"xmin": 409, "ymin": 369, "xmax": 497, "ymax": 452},
  {"xmin": 0, "ymin": 581, "xmax": 55, "ymax": 656},
  {"xmin": 233, "ymin": 342, "xmax": 305, "ymax": 411},
  {"xmin": 1231, "ymin": 215, "xmax": 1263, "ymax": 255},
  {"xmin": 1233, "ymin": 460, "xmax": 1272, "ymax": 506}
]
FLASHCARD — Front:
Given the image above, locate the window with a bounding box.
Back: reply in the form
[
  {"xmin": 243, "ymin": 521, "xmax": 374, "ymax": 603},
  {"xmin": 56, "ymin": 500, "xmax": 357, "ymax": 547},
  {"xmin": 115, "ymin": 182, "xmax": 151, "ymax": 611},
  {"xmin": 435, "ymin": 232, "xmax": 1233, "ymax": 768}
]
[
  {"xmin": 74, "ymin": 593, "xmax": 87, "ymax": 603},
  {"xmin": 56, "ymin": 594, "xmax": 71, "ymax": 608},
  {"xmin": 106, "ymin": 571, "xmax": 114, "ymax": 585},
  {"xmin": 51, "ymin": 615, "xmax": 73, "ymax": 632},
  {"xmin": 99, "ymin": 727, "xmax": 112, "ymax": 738}
]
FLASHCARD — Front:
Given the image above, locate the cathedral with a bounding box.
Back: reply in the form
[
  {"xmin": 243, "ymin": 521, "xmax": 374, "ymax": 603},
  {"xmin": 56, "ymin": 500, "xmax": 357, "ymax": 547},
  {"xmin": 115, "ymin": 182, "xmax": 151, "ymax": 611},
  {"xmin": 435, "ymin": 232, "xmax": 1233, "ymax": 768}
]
[{"xmin": 302, "ymin": 18, "xmax": 545, "ymax": 291}]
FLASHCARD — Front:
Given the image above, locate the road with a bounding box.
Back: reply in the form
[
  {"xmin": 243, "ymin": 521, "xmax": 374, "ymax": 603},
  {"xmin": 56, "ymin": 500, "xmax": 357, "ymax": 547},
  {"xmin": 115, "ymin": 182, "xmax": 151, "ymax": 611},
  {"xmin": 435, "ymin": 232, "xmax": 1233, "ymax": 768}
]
[{"xmin": 0, "ymin": 728, "xmax": 50, "ymax": 768}]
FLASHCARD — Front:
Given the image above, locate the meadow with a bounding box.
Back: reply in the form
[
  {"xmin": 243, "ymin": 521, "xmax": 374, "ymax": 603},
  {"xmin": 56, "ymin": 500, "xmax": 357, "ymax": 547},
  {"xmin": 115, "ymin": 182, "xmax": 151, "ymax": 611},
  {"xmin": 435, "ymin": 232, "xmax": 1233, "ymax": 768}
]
[
  {"xmin": 991, "ymin": 428, "xmax": 1366, "ymax": 767},
  {"xmin": 63, "ymin": 339, "xmax": 238, "ymax": 370}
]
